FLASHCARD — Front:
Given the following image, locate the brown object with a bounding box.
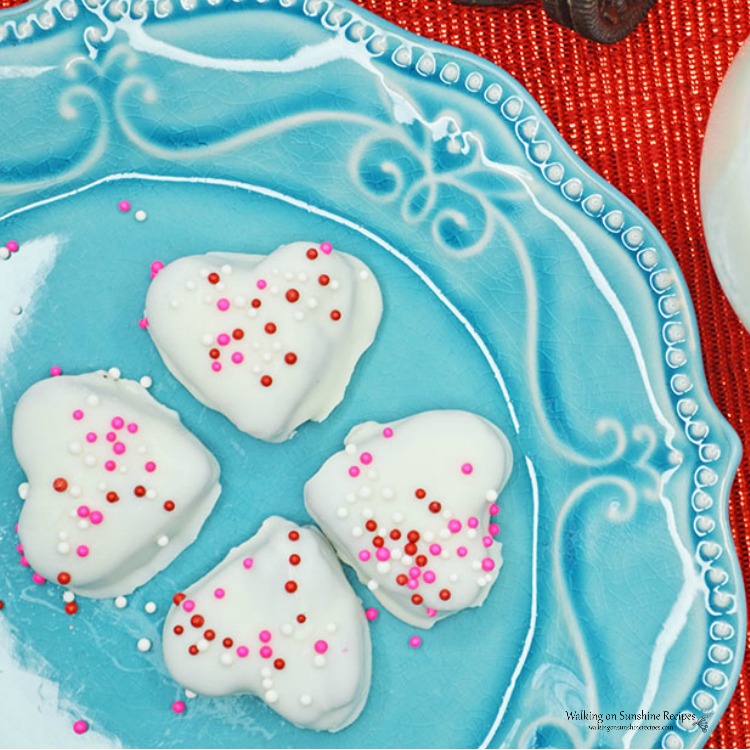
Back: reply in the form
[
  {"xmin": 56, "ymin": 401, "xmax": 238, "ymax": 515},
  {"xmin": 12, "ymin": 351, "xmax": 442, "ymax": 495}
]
[{"xmin": 453, "ymin": 0, "xmax": 658, "ymax": 42}]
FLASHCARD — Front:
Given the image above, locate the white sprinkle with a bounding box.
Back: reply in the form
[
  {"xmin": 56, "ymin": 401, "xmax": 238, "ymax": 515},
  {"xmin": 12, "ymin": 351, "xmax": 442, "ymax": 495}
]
[
  {"xmin": 336, "ymin": 507, "xmax": 349, "ymax": 518},
  {"xmin": 68, "ymin": 441, "xmax": 82, "ymax": 455},
  {"xmin": 449, "ymin": 573, "xmax": 459, "ymax": 583},
  {"xmin": 184, "ymin": 690, "xmax": 197, "ymax": 699},
  {"xmin": 107, "ymin": 367, "xmax": 121, "ymax": 380},
  {"xmin": 401, "ymin": 555, "xmax": 413, "ymax": 566},
  {"xmin": 203, "ymin": 294, "xmax": 213, "ymax": 304},
  {"xmin": 146, "ymin": 489, "xmax": 157, "ymax": 500},
  {"xmin": 58, "ymin": 530, "xmax": 68, "ymax": 540},
  {"xmin": 137, "ymin": 637, "xmax": 152, "ymax": 652},
  {"xmin": 137, "ymin": 446, "xmax": 147, "ymax": 454},
  {"xmin": 367, "ymin": 579, "xmax": 379, "ymax": 591},
  {"xmin": 345, "ymin": 492, "xmax": 356, "ymax": 504},
  {"xmin": 265, "ymin": 689, "xmax": 279, "ymax": 704},
  {"xmin": 358, "ymin": 270, "xmax": 369, "ymax": 281},
  {"xmin": 381, "ymin": 487, "xmax": 394, "ymax": 499},
  {"xmin": 326, "ymin": 622, "xmax": 337, "ymax": 633},
  {"xmin": 86, "ymin": 394, "xmax": 99, "ymax": 406},
  {"xmin": 97, "ymin": 481, "xmax": 107, "ymax": 492},
  {"xmin": 62, "ymin": 591, "xmax": 75, "ymax": 603},
  {"xmin": 156, "ymin": 535, "xmax": 169, "ymax": 547},
  {"xmin": 114, "ymin": 596, "xmax": 128, "ymax": 609},
  {"xmin": 221, "ymin": 264, "xmax": 232, "ymax": 275},
  {"xmin": 306, "ymin": 298, "xmax": 318, "ymax": 310},
  {"xmin": 220, "ymin": 653, "xmax": 233, "ymax": 666},
  {"xmin": 69, "ymin": 485, "xmax": 82, "ymax": 498},
  {"xmin": 201, "ymin": 334, "xmax": 213, "ymax": 345},
  {"xmin": 294, "ymin": 311, "xmax": 305, "ymax": 321},
  {"xmin": 486, "ymin": 490, "xmax": 498, "ymax": 502},
  {"xmin": 466, "ymin": 529, "xmax": 477, "ymax": 539},
  {"xmin": 281, "ymin": 623, "xmax": 294, "ymax": 636},
  {"xmin": 234, "ymin": 295, "xmax": 246, "ymax": 308},
  {"xmin": 262, "ymin": 678, "xmax": 274, "ymax": 690},
  {"xmin": 134, "ymin": 210, "xmax": 147, "ymax": 222},
  {"xmin": 361, "ymin": 506, "xmax": 373, "ymax": 519},
  {"xmin": 284, "ymin": 270, "xmax": 294, "ymax": 281},
  {"xmin": 144, "ymin": 601, "xmax": 157, "ymax": 614},
  {"xmin": 57, "ymin": 542, "xmax": 70, "ymax": 554},
  {"xmin": 0, "ymin": 248, "xmax": 9, "ymax": 260},
  {"xmin": 199, "ymin": 267, "xmax": 209, "ymax": 277},
  {"xmin": 77, "ymin": 519, "xmax": 89, "ymax": 530},
  {"xmin": 391, "ymin": 548, "xmax": 403, "ymax": 560},
  {"xmin": 251, "ymin": 364, "xmax": 261, "ymax": 374},
  {"xmin": 477, "ymin": 577, "xmax": 488, "ymax": 587},
  {"xmin": 262, "ymin": 352, "xmax": 272, "ymax": 363},
  {"xmin": 18, "ymin": 482, "xmax": 29, "ymax": 500},
  {"xmin": 196, "ymin": 638, "xmax": 209, "ymax": 652},
  {"xmin": 169, "ymin": 299, "xmax": 180, "ymax": 309},
  {"xmin": 471, "ymin": 560, "xmax": 482, "ymax": 571},
  {"xmin": 423, "ymin": 530, "xmax": 435, "ymax": 542},
  {"xmin": 313, "ymin": 655, "xmax": 327, "ymax": 668},
  {"xmin": 351, "ymin": 526, "xmax": 363, "ymax": 538},
  {"xmin": 376, "ymin": 561, "xmax": 391, "ymax": 574},
  {"xmin": 297, "ymin": 272, "xmax": 308, "ymax": 282},
  {"xmin": 118, "ymin": 465, "xmax": 128, "ymax": 474},
  {"xmin": 270, "ymin": 285, "xmax": 279, "ymax": 294},
  {"xmin": 69, "ymin": 509, "xmax": 78, "ymax": 519},
  {"xmin": 358, "ymin": 486, "xmax": 372, "ymax": 499},
  {"xmin": 251, "ymin": 340, "xmax": 261, "ymax": 351},
  {"xmin": 330, "ymin": 279, "xmax": 340, "ymax": 290},
  {"xmin": 439, "ymin": 529, "xmax": 451, "ymax": 539},
  {"xmin": 260, "ymin": 667, "xmax": 272, "ymax": 678},
  {"xmin": 344, "ymin": 444, "xmax": 357, "ymax": 455},
  {"xmin": 392, "ymin": 511, "xmax": 404, "ymax": 523},
  {"xmin": 367, "ymin": 469, "xmax": 378, "ymax": 481},
  {"xmin": 185, "ymin": 280, "xmax": 196, "ymax": 291},
  {"xmin": 9, "ymin": 305, "xmax": 22, "ymax": 316},
  {"xmin": 84, "ymin": 455, "xmax": 97, "ymax": 467},
  {"xmin": 300, "ymin": 694, "xmax": 312, "ymax": 706}
]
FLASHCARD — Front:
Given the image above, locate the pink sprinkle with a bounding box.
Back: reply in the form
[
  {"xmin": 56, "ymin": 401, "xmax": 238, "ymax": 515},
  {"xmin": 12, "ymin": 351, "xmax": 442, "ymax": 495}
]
[
  {"xmin": 256, "ymin": 279, "xmax": 267, "ymax": 290},
  {"xmin": 211, "ymin": 362, "xmax": 222, "ymax": 372},
  {"xmin": 320, "ymin": 241, "xmax": 333, "ymax": 254},
  {"xmin": 73, "ymin": 720, "xmax": 89, "ymax": 735},
  {"xmin": 113, "ymin": 442, "xmax": 126, "ymax": 455},
  {"xmin": 182, "ymin": 600, "xmax": 195, "ymax": 613},
  {"xmin": 482, "ymin": 536, "xmax": 493, "ymax": 548},
  {"xmin": 216, "ymin": 333, "xmax": 230, "ymax": 346},
  {"xmin": 259, "ymin": 630, "xmax": 272, "ymax": 643},
  {"xmin": 423, "ymin": 570, "xmax": 436, "ymax": 584},
  {"xmin": 77, "ymin": 505, "xmax": 90, "ymax": 518},
  {"xmin": 111, "ymin": 416, "xmax": 125, "ymax": 430},
  {"xmin": 365, "ymin": 608, "xmax": 378, "ymax": 621},
  {"xmin": 426, "ymin": 607, "xmax": 437, "ymax": 617},
  {"xmin": 76, "ymin": 545, "xmax": 89, "ymax": 558},
  {"xmin": 72, "ymin": 410, "xmax": 84, "ymax": 421},
  {"xmin": 409, "ymin": 566, "xmax": 421, "ymax": 579},
  {"xmin": 382, "ymin": 427, "xmax": 394, "ymax": 438},
  {"xmin": 216, "ymin": 298, "xmax": 230, "ymax": 311},
  {"xmin": 348, "ymin": 466, "xmax": 360, "ymax": 478},
  {"xmin": 32, "ymin": 572, "xmax": 46, "ymax": 584},
  {"xmin": 358, "ymin": 550, "xmax": 371, "ymax": 562},
  {"xmin": 360, "ymin": 452, "xmax": 373, "ymax": 465},
  {"xmin": 104, "ymin": 461, "xmax": 116, "ymax": 472},
  {"xmin": 429, "ymin": 543, "xmax": 442, "ymax": 556},
  {"xmin": 468, "ymin": 516, "xmax": 479, "ymax": 529},
  {"xmin": 314, "ymin": 639, "xmax": 328, "ymax": 654},
  {"xmin": 145, "ymin": 461, "xmax": 157, "ymax": 473},
  {"xmin": 259, "ymin": 646, "xmax": 273, "ymax": 659},
  {"xmin": 139, "ymin": 318, "xmax": 149, "ymax": 329},
  {"xmin": 50, "ymin": 366, "xmax": 63, "ymax": 377},
  {"xmin": 236, "ymin": 645, "xmax": 249, "ymax": 658},
  {"xmin": 242, "ymin": 557, "xmax": 254, "ymax": 569},
  {"xmin": 89, "ymin": 511, "xmax": 103, "ymax": 525},
  {"xmin": 409, "ymin": 635, "xmax": 422, "ymax": 648},
  {"xmin": 127, "ymin": 423, "xmax": 138, "ymax": 433},
  {"xmin": 20, "ymin": 556, "xmax": 30, "ymax": 568},
  {"xmin": 106, "ymin": 432, "xmax": 117, "ymax": 442},
  {"xmin": 6, "ymin": 240, "xmax": 19, "ymax": 252},
  {"xmin": 489, "ymin": 503, "xmax": 500, "ymax": 515},
  {"xmin": 231, "ymin": 352, "xmax": 244, "ymax": 364},
  {"xmin": 171, "ymin": 701, "xmax": 186, "ymax": 714},
  {"xmin": 482, "ymin": 558, "xmax": 496, "ymax": 572},
  {"xmin": 457, "ymin": 546, "xmax": 468, "ymax": 558},
  {"xmin": 461, "ymin": 462, "xmax": 474, "ymax": 475},
  {"xmin": 118, "ymin": 200, "xmax": 131, "ymax": 213},
  {"xmin": 214, "ymin": 588, "xmax": 225, "ymax": 599},
  {"xmin": 489, "ymin": 523, "xmax": 500, "ymax": 536},
  {"xmin": 16, "ymin": 543, "xmax": 23, "ymax": 554},
  {"xmin": 448, "ymin": 519, "xmax": 462, "ymax": 534},
  {"xmin": 375, "ymin": 547, "xmax": 390, "ymax": 562},
  {"xmin": 407, "ymin": 578, "xmax": 419, "ymax": 590},
  {"xmin": 150, "ymin": 261, "xmax": 164, "ymax": 275},
  {"xmin": 86, "ymin": 432, "xmax": 97, "ymax": 443}
]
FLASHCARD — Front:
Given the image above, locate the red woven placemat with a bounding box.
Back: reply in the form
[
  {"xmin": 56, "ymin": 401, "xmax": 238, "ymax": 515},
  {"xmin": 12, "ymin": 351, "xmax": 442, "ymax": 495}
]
[{"xmin": 1, "ymin": 0, "xmax": 747, "ymax": 746}]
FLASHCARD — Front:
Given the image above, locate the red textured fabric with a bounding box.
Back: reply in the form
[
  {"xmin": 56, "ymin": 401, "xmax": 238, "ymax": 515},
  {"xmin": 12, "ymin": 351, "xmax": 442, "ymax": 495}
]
[{"xmin": 1, "ymin": 0, "xmax": 748, "ymax": 746}]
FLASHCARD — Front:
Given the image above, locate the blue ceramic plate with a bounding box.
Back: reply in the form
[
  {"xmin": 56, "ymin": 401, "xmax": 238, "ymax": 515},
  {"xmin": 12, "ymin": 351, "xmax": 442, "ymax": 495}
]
[{"xmin": 0, "ymin": 0, "xmax": 744, "ymax": 747}]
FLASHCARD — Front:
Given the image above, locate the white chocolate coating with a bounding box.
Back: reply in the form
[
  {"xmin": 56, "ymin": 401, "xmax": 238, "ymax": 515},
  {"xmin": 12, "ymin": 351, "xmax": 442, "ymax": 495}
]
[
  {"xmin": 14, "ymin": 372, "xmax": 221, "ymax": 598},
  {"xmin": 162, "ymin": 517, "xmax": 371, "ymax": 732},
  {"xmin": 145, "ymin": 242, "xmax": 383, "ymax": 443},
  {"xmin": 304, "ymin": 410, "xmax": 512, "ymax": 629}
]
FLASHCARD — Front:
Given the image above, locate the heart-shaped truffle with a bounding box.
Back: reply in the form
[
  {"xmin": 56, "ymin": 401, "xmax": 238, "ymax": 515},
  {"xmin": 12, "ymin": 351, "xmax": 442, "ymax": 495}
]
[
  {"xmin": 145, "ymin": 241, "xmax": 382, "ymax": 442},
  {"xmin": 162, "ymin": 516, "xmax": 371, "ymax": 732},
  {"xmin": 304, "ymin": 410, "xmax": 513, "ymax": 628},
  {"xmin": 14, "ymin": 371, "xmax": 221, "ymax": 598}
]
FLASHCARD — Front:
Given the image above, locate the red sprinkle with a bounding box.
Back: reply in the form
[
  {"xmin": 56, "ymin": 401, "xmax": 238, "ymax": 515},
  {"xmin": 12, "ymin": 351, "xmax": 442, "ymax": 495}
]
[
  {"xmin": 64, "ymin": 601, "xmax": 78, "ymax": 615},
  {"xmin": 415, "ymin": 555, "xmax": 428, "ymax": 567},
  {"xmin": 396, "ymin": 574, "xmax": 408, "ymax": 586},
  {"xmin": 209, "ymin": 348, "xmax": 221, "ymax": 359},
  {"xmin": 439, "ymin": 589, "xmax": 451, "ymax": 601},
  {"xmin": 284, "ymin": 352, "xmax": 297, "ymax": 365},
  {"xmin": 289, "ymin": 554, "xmax": 301, "ymax": 566},
  {"xmin": 318, "ymin": 274, "xmax": 330, "ymax": 286},
  {"xmin": 307, "ymin": 248, "xmax": 318, "ymax": 260},
  {"xmin": 288, "ymin": 531, "xmax": 300, "ymax": 542},
  {"xmin": 57, "ymin": 571, "xmax": 71, "ymax": 585},
  {"xmin": 188, "ymin": 645, "xmax": 199, "ymax": 655},
  {"xmin": 365, "ymin": 520, "xmax": 377, "ymax": 532},
  {"xmin": 204, "ymin": 629, "xmax": 216, "ymax": 641},
  {"xmin": 415, "ymin": 488, "xmax": 426, "ymax": 499},
  {"xmin": 173, "ymin": 592, "xmax": 186, "ymax": 606},
  {"xmin": 285, "ymin": 581, "xmax": 298, "ymax": 593},
  {"xmin": 232, "ymin": 328, "xmax": 244, "ymax": 340},
  {"xmin": 264, "ymin": 322, "xmax": 277, "ymax": 335},
  {"xmin": 106, "ymin": 491, "xmax": 119, "ymax": 503},
  {"xmin": 407, "ymin": 530, "xmax": 420, "ymax": 542},
  {"xmin": 134, "ymin": 485, "xmax": 146, "ymax": 498},
  {"xmin": 260, "ymin": 375, "xmax": 273, "ymax": 387},
  {"xmin": 53, "ymin": 478, "xmax": 68, "ymax": 493},
  {"xmin": 208, "ymin": 272, "xmax": 220, "ymax": 284},
  {"xmin": 285, "ymin": 289, "xmax": 300, "ymax": 303},
  {"xmin": 330, "ymin": 309, "xmax": 341, "ymax": 321},
  {"xmin": 429, "ymin": 501, "xmax": 442, "ymax": 514},
  {"xmin": 174, "ymin": 625, "xmax": 184, "ymax": 635},
  {"xmin": 163, "ymin": 500, "xmax": 176, "ymax": 512},
  {"xmin": 411, "ymin": 594, "xmax": 423, "ymax": 605},
  {"xmin": 372, "ymin": 536, "xmax": 385, "ymax": 548},
  {"xmin": 222, "ymin": 638, "xmax": 233, "ymax": 648},
  {"xmin": 404, "ymin": 543, "xmax": 418, "ymax": 556},
  {"xmin": 390, "ymin": 529, "xmax": 402, "ymax": 540},
  {"xmin": 190, "ymin": 614, "xmax": 204, "ymax": 628},
  {"xmin": 296, "ymin": 613, "xmax": 306, "ymax": 623},
  {"xmin": 274, "ymin": 658, "xmax": 286, "ymax": 670}
]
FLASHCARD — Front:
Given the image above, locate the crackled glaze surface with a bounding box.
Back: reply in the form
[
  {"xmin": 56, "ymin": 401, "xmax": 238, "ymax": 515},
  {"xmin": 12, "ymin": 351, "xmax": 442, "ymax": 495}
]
[{"xmin": 0, "ymin": 0, "xmax": 744, "ymax": 747}]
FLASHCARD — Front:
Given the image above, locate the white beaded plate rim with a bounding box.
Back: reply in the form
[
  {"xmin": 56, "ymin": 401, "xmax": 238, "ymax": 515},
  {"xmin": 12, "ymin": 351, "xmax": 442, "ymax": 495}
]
[{"xmin": 0, "ymin": 0, "xmax": 745, "ymax": 747}]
